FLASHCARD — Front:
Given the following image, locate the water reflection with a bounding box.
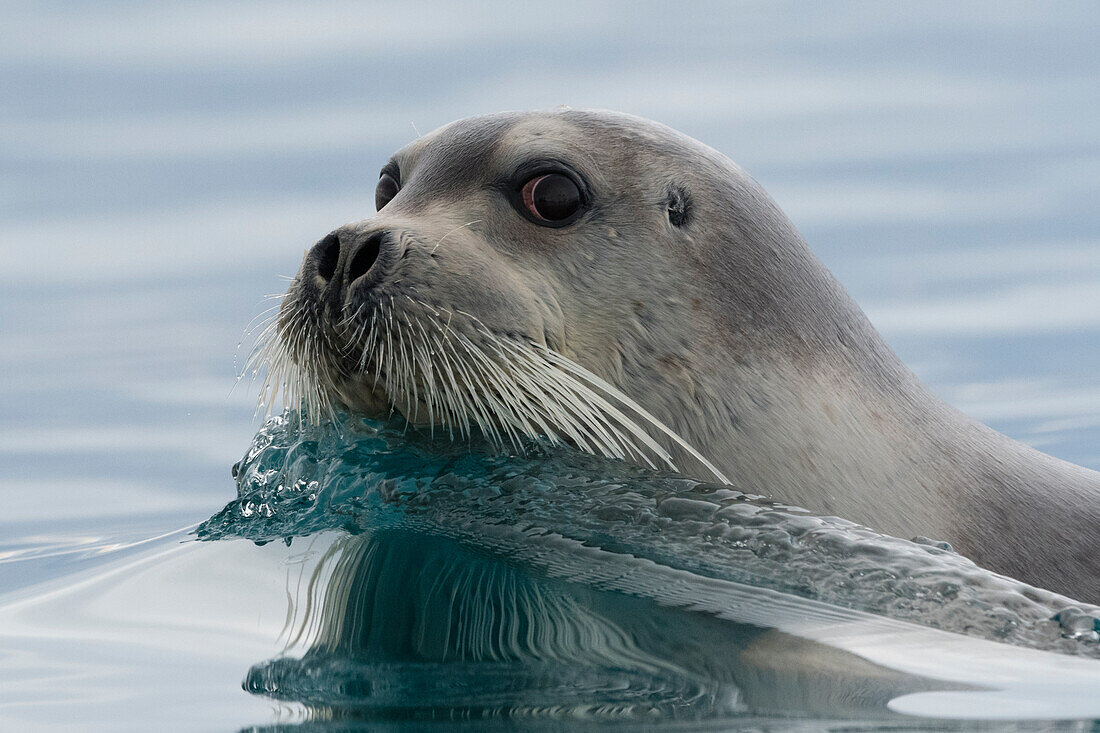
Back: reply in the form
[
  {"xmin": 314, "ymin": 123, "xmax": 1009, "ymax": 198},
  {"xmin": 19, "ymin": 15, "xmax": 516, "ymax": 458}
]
[{"xmin": 245, "ymin": 529, "xmax": 953, "ymax": 724}]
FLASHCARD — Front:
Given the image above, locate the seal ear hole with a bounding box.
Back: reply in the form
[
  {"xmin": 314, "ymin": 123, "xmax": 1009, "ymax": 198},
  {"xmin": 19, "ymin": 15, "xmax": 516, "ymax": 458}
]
[{"xmin": 666, "ymin": 186, "xmax": 692, "ymax": 228}]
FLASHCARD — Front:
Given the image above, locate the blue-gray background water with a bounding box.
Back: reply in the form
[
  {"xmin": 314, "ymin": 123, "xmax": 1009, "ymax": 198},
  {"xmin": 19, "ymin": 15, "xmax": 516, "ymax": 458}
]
[{"xmin": 2, "ymin": 2, "xmax": 1099, "ymax": 730}]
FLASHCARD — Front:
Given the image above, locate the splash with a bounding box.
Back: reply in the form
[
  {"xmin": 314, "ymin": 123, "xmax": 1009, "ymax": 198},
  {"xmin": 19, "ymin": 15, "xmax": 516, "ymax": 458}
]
[{"xmin": 201, "ymin": 411, "xmax": 1100, "ymax": 658}]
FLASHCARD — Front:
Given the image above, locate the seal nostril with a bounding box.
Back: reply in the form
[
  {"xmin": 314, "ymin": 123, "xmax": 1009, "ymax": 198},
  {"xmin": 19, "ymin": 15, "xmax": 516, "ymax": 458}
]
[
  {"xmin": 316, "ymin": 232, "xmax": 340, "ymax": 282},
  {"xmin": 347, "ymin": 233, "xmax": 383, "ymax": 286}
]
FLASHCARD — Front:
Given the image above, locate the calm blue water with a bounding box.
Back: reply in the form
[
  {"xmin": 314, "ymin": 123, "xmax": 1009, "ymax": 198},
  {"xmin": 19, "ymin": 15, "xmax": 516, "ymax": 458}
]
[{"xmin": 2, "ymin": 2, "xmax": 1100, "ymax": 730}]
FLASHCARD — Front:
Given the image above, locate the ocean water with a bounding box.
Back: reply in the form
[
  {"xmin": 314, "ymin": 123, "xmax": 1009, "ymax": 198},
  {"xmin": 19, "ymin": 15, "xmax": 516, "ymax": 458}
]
[
  {"xmin": 206, "ymin": 414, "xmax": 1100, "ymax": 719},
  {"xmin": 2, "ymin": 1, "xmax": 1100, "ymax": 730}
]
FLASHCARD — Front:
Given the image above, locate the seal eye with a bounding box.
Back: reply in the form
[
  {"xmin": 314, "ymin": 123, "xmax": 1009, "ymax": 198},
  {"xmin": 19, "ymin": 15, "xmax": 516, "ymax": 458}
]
[
  {"xmin": 520, "ymin": 173, "xmax": 582, "ymax": 224},
  {"xmin": 375, "ymin": 173, "xmax": 399, "ymax": 211}
]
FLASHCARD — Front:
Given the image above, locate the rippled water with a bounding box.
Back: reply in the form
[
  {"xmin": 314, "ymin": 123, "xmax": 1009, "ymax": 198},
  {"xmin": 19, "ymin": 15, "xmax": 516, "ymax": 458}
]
[
  {"xmin": 4, "ymin": 2, "xmax": 1100, "ymax": 730},
  {"xmin": 200, "ymin": 413, "xmax": 1100, "ymax": 725},
  {"xmin": 6, "ymin": 415, "xmax": 1100, "ymax": 730},
  {"xmin": 207, "ymin": 413, "xmax": 1100, "ymax": 658}
]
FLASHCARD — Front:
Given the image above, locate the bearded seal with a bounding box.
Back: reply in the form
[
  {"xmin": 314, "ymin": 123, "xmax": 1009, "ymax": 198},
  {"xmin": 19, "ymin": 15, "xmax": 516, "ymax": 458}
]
[{"xmin": 258, "ymin": 109, "xmax": 1100, "ymax": 603}]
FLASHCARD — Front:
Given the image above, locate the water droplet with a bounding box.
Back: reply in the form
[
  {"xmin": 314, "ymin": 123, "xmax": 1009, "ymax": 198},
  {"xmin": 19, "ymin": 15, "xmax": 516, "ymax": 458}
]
[
  {"xmin": 911, "ymin": 536, "xmax": 955, "ymax": 552},
  {"xmin": 1054, "ymin": 607, "xmax": 1100, "ymax": 642}
]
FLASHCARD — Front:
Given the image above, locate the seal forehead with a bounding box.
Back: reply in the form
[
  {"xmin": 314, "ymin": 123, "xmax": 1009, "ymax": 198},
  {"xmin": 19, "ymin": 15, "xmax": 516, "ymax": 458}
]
[
  {"xmin": 490, "ymin": 111, "xmax": 734, "ymax": 196},
  {"xmin": 386, "ymin": 112, "xmax": 618, "ymax": 212},
  {"xmin": 393, "ymin": 113, "xmax": 520, "ymax": 192},
  {"xmin": 490, "ymin": 115, "xmax": 594, "ymax": 166}
]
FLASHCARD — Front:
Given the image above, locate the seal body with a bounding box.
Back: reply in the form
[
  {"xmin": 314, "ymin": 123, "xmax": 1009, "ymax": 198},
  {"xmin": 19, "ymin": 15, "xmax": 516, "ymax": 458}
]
[{"xmin": 267, "ymin": 109, "xmax": 1100, "ymax": 603}]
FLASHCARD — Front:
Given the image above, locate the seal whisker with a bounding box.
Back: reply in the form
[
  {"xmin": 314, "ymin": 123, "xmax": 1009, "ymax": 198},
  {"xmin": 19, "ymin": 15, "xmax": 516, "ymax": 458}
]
[
  {"xmin": 429, "ymin": 330, "xmax": 470, "ymax": 440},
  {"xmin": 372, "ymin": 308, "xmax": 387, "ymax": 391},
  {"xmin": 540, "ymin": 348, "xmax": 730, "ymax": 483},
  {"xmin": 445, "ymin": 335, "xmax": 510, "ymax": 449},
  {"xmin": 340, "ymin": 305, "xmax": 369, "ymax": 356},
  {"xmin": 396, "ymin": 319, "xmax": 417, "ymax": 428},
  {"xmin": 318, "ymin": 294, "xmax": 722, "ymax": 472},
  {"xmin": 241, "ymin": 304, "xmax": 283, "ymax": 337},
  {"xmin": 383, "ymin": 304, "xmax": 398, "ymax": 418},
  {"xmin": 358, "ymin": 310, "xmax": 380, "ymax": 372},
  {"xmin": 410, "ymin": 316, "xmax": 442, "ymax": 434},
  {"xmin": 458, "ymin": 318, "xmax": 640, "ymax": 460},
  {"xmin": 337, "ymin": 303, "xmax": 364, "ymax": 331},
  {"xmin": 448, "ymin": 330, "xmax": 551, "ymax": 450},
  {"xmin": 259, "ymin": 269, "xmax": 719, "ymax": 476},
  {"xmin": 434, "ymin": 323, "xmax": 510, "ymax": 446},
  {"xmin": 486, "ymin": 337, "xmax": 633, "ymax": 459},
  {"xmin": 431, "ymin": 220, "xmax": 483, "ymax": 255}
]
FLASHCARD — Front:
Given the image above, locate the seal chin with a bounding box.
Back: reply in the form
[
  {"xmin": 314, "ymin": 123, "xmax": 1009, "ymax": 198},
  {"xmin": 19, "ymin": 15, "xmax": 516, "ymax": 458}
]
[
  {"xmin": 335, "ymin": 372, "xmax": 438, "ymax": 427},
  {"xmin": 333, "ymin": 376, "xmax": 392, "ymax": 421}
]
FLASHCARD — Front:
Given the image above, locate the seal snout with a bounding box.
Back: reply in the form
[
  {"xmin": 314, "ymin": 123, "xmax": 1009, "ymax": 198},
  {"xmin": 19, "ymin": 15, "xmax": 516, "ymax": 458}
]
[{"xmin": 305, "ymin": 228, "xmax": 396, "ymax": 298}]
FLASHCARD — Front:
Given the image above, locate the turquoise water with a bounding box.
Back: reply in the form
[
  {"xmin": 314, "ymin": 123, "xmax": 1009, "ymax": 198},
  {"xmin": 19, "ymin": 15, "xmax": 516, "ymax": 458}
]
[
  {"xmin": 3, "ymin": 1, "xmax": 1100, "ymax": 730},
  {"xmin": 4, "ymin": 414, "xmax": 1100, "ymax": 730},
  {"xmin": 212, "ymin": 414, "xmax": 1100, "ymax": 724}
]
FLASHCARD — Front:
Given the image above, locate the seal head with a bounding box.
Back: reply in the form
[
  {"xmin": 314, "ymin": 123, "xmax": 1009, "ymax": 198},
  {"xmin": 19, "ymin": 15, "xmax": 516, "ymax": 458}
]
[{"xmin": 258, "ymin": 109, "xmax": 1100, "ymax": 603}]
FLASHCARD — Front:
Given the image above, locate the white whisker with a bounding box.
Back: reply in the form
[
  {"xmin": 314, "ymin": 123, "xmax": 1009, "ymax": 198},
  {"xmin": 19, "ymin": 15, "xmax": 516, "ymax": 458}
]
[
  {"xmin": 431, "ymin": 220, "xmax": 483, "ymax": 255},
  {"xmin": 250, "ymin": 288, "xmax": 728, "ymax": 483}
]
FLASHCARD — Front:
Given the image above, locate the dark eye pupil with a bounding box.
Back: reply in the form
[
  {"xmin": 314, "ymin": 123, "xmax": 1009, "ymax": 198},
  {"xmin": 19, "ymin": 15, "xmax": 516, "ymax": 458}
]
[
  {"xmin": 531, "ymin": 174, "xmax": 580, "ymax": 221},
  {"xmin": 375, "ymin": 174, "xmax": 399, "ymax": 211}
]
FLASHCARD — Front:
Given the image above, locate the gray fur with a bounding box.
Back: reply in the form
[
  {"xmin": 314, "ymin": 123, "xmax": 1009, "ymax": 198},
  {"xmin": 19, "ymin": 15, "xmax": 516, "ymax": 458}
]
[{"xmin": 278, "ymin": 109, "xmax": 1100, "ymax": 604}]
